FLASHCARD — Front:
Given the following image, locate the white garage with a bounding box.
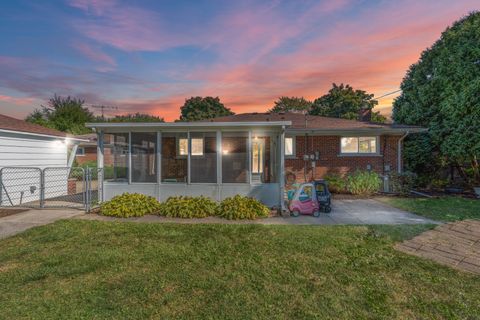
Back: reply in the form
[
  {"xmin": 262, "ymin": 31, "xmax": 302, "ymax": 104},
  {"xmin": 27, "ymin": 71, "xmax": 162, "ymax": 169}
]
[{"xmin": 0, "ymin": 113, "xmax": 83, "ymax": 207}]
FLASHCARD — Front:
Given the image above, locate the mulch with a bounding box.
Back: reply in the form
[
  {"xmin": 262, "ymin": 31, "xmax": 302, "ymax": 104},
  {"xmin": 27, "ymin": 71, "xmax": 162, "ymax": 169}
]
[
  {"xmin": 0, "ymin": 208, "xmax": 29, "ymax": 218},
  {"xmin": 396, "ymin": 220, "xmax": 480, "ymax": 275}
]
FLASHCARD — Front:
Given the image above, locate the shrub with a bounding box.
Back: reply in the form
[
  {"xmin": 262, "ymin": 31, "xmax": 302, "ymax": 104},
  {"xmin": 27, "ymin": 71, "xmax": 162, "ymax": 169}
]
[
  {"xmin": 216, "ymin": 195, "xmax": 270, "ymax": 220},
  {"xmin": 389, "ymin": 171, "xmax": 417, "ymax": 194},
  {"xmin": 323, "ymin": 173, "xmax": 347, "ymax": 193},
  {"xmin": 346, "ymin": 170, "xmax": 381, "ymax": 196},
  {"xmin": 99, "ymin": 193, "xmax": 161, "ymax": 218},
  {"xmin": 158, "ymin": 196, "xmax": 218, "ymax": 218}
]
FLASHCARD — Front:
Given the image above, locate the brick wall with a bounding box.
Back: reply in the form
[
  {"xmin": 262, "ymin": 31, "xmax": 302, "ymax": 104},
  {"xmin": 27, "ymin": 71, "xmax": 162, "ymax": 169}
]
[
  {"xmin": 285, "ymin": 135, "xmax": 400, "ymax": 182},
  {"xmin": 75, "ymin": 146, "xmax": 113, "ymax": 165}
]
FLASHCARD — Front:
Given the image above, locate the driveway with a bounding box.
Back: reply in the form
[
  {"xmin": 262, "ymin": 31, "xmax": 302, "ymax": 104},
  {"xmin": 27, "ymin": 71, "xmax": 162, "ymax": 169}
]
[
  {"xmin": 0, "ymin": 209, "xmax": 84, "ymax": 239},
  {"xmin": 77, "ymin": 198, "xmax": 438, "ymax": 225}
]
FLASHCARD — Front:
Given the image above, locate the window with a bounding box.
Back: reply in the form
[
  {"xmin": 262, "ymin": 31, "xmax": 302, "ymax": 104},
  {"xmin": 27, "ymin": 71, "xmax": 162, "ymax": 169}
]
[
  {"xmin": 285, "ymin": 137, "xmax": 294, "ymax": 156},
  {"xmin": 178, "ymin": 137, "xmax": 204, "ymax": 156},
  {"xmin": 341, "ymin": 137, "xmax": 377, "ymax": 154},
  {"xmin": 222, "ymin": 132, "xmax": 248, "ymax": 183},
  {"xmin": 76, "ymin": 147, "xmax": 85, "ymax": 156},
  {"xmin": 162, "ymin": 133, "xmax": 188, "ymax": 183},
  {"xmin": 190, "ymin": 133, "xmax": 216, "ymax": 183},
  {"xmin": 104, "ymin": 133, "xmax": 129, "ymax": 182},
  {"xmin": 131, "ymin": 132, "xmax": 156, "ymax": 183}
]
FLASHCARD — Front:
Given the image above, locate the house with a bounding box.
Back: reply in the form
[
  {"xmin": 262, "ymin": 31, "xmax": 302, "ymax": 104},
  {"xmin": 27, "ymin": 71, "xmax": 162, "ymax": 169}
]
[
  {"xmin": 86, "ymin": 112, "xmax": 425, "ymax": 209},
  {"xmin": 0, "ymin": 113, "xmax": 83, "ymax": 206}
]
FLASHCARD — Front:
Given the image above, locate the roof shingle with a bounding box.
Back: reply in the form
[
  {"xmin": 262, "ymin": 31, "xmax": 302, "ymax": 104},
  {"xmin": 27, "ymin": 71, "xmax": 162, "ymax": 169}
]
[{"xmin": 0, "ymin": 113, "xmax": 66, "ymax": 138}]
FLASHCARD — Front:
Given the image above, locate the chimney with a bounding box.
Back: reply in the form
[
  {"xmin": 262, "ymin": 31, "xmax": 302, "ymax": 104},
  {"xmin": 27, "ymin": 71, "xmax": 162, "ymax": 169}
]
[{"xmin": 358, "ymin": 108, "xmax": 372, "ymax": 122}]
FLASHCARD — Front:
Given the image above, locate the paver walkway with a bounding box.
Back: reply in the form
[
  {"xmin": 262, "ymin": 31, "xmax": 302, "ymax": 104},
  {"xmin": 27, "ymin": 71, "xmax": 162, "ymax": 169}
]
[{"xmin": 396, "ymin": 220, "xmax": 480, "ymax": 275}]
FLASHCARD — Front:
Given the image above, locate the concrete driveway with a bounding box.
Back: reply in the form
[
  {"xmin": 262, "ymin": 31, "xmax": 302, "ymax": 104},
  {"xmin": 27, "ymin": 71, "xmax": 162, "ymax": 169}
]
[{"xmin": 0, "ymin": 209, "xmax": 83, "ymax": 239}]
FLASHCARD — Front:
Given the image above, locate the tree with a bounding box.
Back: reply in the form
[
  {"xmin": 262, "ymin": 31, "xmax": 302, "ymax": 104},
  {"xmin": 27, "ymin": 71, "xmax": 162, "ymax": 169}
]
[
  {"xmin": 392, "ymin": 12, "xmax": 480, "ymax": 185},
  {"xmin": 104, "ymin": 113, "xmax": 164, "ymax": 122},
  {"xmin": 269, "ymin": 96, "xmax": 312, "ymax": 114},
  {"xmin": 309, "ymin": 83, "xmax": 385, "ymax": 123},
  {"xmin": 25, "ymin": 95, "xmax": 94, "ymax": 134},
  {"xmin": 179, "ymin": 96, "xmax": 234, "ymax": 121}
]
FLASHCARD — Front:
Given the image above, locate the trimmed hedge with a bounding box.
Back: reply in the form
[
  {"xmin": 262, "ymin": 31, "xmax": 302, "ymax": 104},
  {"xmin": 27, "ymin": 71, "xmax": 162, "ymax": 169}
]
[
  {"xmin": 216, "ymin": 195, "xmax": 270, "ymax": 220},
  {"xmin": 100, "ymin": 193, "xmax": 161, "ymax": 218},
  {"xmin": 158, "ymin": 196, "xmax": 218, "ymax": 218}
]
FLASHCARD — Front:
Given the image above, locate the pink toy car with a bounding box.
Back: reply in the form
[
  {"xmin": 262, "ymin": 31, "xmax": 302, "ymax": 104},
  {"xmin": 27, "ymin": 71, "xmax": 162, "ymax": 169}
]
[{"xmin": 289, "ymin": 180, "xmax": 332, "ymax": 217}]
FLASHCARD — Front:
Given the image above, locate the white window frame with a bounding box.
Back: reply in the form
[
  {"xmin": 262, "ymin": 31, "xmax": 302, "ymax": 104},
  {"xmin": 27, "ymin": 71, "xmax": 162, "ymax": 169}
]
[
  {"xmin": 190, "ymin": 137, "xmax": 204, "ymax": 156},
  {"xmin": 284, "ymin": 136, "xmax": 296, "ymax": 158},
  {"xmin": 339, "ymin": 136, "xmax": 379, "ymax": 155},
  {"xmin": 76, "ymin": 146, "xmax": 85, "ymax": 156},
  {"xmin": 177, "ymin": 137, "xmax": 204, "ymax": 157}
]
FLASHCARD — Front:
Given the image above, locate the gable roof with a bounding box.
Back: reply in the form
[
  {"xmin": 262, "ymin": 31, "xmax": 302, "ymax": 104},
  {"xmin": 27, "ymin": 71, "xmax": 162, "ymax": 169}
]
[
  {"xmin": 0, "ymin": 113, "xmax": 67, "ymax": 138},
  {"xmin": 204, "ymin": 112, "xmax": 425, "ymax": 133}
]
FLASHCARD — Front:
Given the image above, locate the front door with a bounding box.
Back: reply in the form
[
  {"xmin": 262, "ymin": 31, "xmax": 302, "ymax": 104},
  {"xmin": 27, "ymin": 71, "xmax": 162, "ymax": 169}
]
[{"xmin": 251, "ymin": 138, "xmax": 265, "ymax": 183}]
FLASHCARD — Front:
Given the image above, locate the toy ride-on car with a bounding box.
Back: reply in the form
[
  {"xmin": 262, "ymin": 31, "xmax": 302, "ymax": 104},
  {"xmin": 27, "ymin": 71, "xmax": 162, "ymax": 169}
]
[{"xmin": 289, "ymin": 180, "xmax": 332, "ymax": 217}]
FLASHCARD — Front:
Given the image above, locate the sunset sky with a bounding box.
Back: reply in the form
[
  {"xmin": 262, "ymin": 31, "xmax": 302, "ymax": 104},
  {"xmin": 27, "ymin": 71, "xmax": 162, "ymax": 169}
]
[{"xmin": 0, "ymin": 0, "xmax": 478, "ymax": 121}]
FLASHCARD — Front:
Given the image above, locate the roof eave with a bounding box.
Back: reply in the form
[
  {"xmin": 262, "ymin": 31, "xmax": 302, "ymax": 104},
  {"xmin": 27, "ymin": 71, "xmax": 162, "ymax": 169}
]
[
  {"xmin": 286, "ymin": 127, "xmax": 427, "ymax": 135},
  {"xmin": 86, "ymin": 121, "xmax": 292, "ymax": 130}
]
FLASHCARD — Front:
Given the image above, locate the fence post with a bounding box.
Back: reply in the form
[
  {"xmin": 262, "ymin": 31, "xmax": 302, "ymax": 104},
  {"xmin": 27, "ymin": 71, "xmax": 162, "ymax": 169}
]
[
  {"xmin": 85, "ymin": 167, "xmax": 90, "ymax": 212},
  {"xmin": 40, "ymin": 168, "xmax": 45, "ymax": 208}
]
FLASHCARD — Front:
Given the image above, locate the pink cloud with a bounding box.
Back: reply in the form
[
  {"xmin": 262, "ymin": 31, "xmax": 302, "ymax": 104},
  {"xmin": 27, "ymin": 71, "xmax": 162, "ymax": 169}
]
[
  {"xmin": 0, "ymin": 95, "xmax": 35, "ymax": 106},
  {"xmin": 72, "ymin": 42, "xmax": 116, "ymax": 69}
]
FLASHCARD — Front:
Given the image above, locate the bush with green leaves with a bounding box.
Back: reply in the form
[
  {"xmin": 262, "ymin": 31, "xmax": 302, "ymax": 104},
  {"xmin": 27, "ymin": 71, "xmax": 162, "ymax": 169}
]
[
  {"xmin": 216, "ymin": 195, "xmax": 270, "ymax": 220},
  {"xmin": 346, "ymin": 170, "xmax": 381, "ymax": 196},
  {"xmin": 323, "ymin": 173, "xmax": 347, "ymax": 193},
  {"xmin": 158, "ymin": 196, "xmax": 218, "ymax": 218},
  {"xmin": 389, "ymin": 171, "xmax": 417, "ymax": 195},
  {"xmin": 100, "ymin": 193, "xmax": 161, "ymax": 218}
]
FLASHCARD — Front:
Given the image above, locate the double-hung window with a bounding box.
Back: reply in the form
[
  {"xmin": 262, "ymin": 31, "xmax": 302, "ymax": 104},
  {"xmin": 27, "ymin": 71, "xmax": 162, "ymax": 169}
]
[{"xmin": 285, "ymin": 137, "xmax": 295, "ymax": 157}]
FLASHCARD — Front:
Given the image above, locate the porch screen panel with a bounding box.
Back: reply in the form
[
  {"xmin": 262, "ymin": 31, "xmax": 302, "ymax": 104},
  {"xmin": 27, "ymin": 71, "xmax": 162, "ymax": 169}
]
[
  {"xmin": 190, "ymin": 132, "xmax": 217, "ymax": 183},
  {"xmin": 222, "ymin": 132, "xmax": 248, "ymax": 183},
  {"xmin": 104, "ymin": 133, "xmax": 129, "ymax": 182},
  {"xmin": 131, "ymin": 132, "xmax": 156, "ymax": 183},
  {"xmin": 161, "ymin": 132, "xmax": 188, "ymax": 183}
]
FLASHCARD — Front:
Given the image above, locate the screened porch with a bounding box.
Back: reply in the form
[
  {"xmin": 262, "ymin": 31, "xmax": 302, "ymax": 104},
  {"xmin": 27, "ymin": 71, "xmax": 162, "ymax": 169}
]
[{"xmin": 87, "ymin": 121, "xmax": 290, "ymax": 208}]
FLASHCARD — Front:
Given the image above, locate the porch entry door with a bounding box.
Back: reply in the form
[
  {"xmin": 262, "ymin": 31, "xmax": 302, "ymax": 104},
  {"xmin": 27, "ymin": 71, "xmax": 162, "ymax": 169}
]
[{"xmin": 251, "ymin": 138, "xmax": 265, "ymax": 183}]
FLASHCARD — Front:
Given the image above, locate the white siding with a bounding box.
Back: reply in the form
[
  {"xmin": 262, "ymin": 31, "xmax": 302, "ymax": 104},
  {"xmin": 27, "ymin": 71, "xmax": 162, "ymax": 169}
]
[{"xmin": 0, "ymin": 132, "xmax": 68, "ymax": 206}]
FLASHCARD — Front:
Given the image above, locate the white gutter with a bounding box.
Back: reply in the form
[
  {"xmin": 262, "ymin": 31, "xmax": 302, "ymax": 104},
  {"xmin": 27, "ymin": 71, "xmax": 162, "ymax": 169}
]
[
  {"xmin": 397, "ymin": 131, "xmax": 410, "ymax": 173},
  {"xmin": 86, "ymin": 121, "xmax": 292, "ymax": 129}
]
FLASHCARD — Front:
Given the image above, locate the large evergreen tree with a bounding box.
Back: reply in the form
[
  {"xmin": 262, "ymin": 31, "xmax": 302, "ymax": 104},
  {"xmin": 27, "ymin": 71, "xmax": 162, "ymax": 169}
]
[
  {"xmin": 179, "ymin": 96, "xmax": 234, "ymax": 121},
  {"xmin": 393, "ymin": 12, "xmax": 480, "ymax": 185}
]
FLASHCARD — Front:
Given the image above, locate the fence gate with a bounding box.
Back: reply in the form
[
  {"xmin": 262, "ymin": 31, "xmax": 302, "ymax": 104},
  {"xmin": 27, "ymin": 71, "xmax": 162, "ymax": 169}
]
[{"xmin": 0, "ymin": 166, "xmax": 102, "ymax": 211}]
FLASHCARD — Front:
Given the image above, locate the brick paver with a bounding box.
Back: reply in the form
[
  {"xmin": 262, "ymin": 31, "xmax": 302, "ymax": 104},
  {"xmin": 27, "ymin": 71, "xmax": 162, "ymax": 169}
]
[{"xmin": 396, "ymin": 220, "xmax": 480, "ymax": 274}]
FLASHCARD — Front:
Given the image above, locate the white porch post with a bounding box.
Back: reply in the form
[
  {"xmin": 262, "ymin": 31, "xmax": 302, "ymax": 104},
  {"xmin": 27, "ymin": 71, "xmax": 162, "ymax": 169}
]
[
  {"xmin": 128, "ymin": 132, "xmax": 132, "ymax": 184},
  {"xmin": 247, "ymin": 130, "xmax": 252, "ymax": 184},
  {"xmin": 279, "ymin": 127, "xmax": 286, "ymax": 211},
  {"xmin": 97, "ymin": 130, "xmax": 104, "ymax": 202},
  {"xmin": 157, "ymin": 131, "xmax": 162, "ymax": 184},
  {"xmin": 187, "ymin": 131, "xmax": 191, "ymax": 184},
  {"xmin": 216, "ymin": 130, "xmax": 222, "ymax": 201}
]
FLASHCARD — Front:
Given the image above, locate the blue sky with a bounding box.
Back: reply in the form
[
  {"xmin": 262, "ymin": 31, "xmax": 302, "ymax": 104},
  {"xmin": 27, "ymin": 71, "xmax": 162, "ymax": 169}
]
[{"xmin": 0, "ymin": 0, "xmax": 478, "ymax": 120}]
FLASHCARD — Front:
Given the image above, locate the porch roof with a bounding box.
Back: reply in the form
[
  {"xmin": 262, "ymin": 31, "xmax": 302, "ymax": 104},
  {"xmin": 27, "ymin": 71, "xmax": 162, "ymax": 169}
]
[{"xmin": 85, "ymin": 121, "xmax": 291, "ymax": 131}]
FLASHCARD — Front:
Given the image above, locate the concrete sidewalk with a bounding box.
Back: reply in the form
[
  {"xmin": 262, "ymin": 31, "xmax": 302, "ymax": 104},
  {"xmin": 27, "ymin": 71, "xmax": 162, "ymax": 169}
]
[{"xmin": 0, "ymin": 209, "xmax": 84, "ymax": 239}]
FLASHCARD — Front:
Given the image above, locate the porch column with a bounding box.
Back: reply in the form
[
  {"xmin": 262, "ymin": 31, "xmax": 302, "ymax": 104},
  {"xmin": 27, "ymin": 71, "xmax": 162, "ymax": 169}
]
[
  {"xmin": 216, "ymin": 130, "xmax": 222, "ymax": 201},
  {"xmin": 157, "ymin": 131, "xmax": 162, "ymax": 184},
  {"xmin": 128, "ymin": 132, "xmax": 132, "ymax": 184},
  {"xmin": 97, "ymin": 130, "xmax": 104, "ymax": 202},
  {"xmin": 247, "ymin": 130, "xmax": 252, "ymax": 184},
  {"xmin": 279, "ymin": 127, "xmax": 286, "ymax": 211}
]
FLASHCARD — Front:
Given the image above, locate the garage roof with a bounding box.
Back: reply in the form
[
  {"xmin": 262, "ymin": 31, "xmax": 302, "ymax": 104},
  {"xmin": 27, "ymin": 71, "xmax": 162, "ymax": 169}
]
[{"xmin": 0, "ymin": 113, "xmax": 67, "ymax": 138}]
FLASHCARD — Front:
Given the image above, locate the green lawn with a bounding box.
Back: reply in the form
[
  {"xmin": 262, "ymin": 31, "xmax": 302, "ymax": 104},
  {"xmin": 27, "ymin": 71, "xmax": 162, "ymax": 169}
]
[
  {"xmin": 0, "ymin": 221, "xmax": 479, "ymax": 319},
  {"xmin": 380, "ymin": 196, "xmax": 480, "ymax": 222}
]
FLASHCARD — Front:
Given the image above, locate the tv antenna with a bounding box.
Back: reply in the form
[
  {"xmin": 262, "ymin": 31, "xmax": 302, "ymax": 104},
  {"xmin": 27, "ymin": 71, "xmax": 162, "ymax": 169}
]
[{"xmin": 90, "ymin": 105, "xmax": 119, "ymax": 118}]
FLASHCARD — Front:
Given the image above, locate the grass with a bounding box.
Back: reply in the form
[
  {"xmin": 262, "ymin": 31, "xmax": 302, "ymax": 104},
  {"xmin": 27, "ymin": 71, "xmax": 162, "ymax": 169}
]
[
  {"xmin": 379, "ymin": 196, "xmax": 480, "ymax": 222},
  {"xmin": 0, "ymin": 221, "xmax": 479, "ymax": 319}
]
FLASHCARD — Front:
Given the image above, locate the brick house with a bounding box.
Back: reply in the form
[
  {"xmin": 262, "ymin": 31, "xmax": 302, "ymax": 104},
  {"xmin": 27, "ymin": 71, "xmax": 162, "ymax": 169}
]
[{"xmin": 86, "ymin": 112, "xmax": 425, "ymax": 209}]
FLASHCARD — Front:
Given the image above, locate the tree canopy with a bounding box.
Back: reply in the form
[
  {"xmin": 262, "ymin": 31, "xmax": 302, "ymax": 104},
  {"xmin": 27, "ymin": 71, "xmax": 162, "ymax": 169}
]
[
  {"xmin": 269, "ymin": 96, "xmax": 312, "ymax": 114},
  {"xmin": 179, "ymin": 96, "xmax": 234, "ymax": 121},
  {"xmin": 25, "ymin": 95, "xmax": 94, "ymax": 134},
  {"xmin": 103, "ymin": 113, "xmax": 164, "ymax": 123},
  {"xmin": 309, "ymin": 83, "xmax": 386, "ymax": 123},
  {"xmin": 392, "ymin": 12, "xmax": 480, "ymax": 184}
]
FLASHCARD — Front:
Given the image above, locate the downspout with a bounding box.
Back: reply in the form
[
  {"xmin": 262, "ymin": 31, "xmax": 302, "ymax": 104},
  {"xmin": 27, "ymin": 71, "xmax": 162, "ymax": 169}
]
[{"xmin": 397, "ymin": 131, "xmax": 409, "ymax": 174}]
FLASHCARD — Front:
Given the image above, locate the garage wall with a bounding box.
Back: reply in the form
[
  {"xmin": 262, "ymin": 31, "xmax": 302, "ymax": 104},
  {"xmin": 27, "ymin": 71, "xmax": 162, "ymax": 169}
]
[{"xmin": 0, "ymin": 132, "xmax": 68, "ymax": 206}]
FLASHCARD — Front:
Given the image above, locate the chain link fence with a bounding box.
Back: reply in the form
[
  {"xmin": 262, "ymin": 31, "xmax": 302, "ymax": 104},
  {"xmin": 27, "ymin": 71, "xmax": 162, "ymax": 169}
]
[{"xmin": 0, "ymin": 166, "xmax": 102, "ymax": 211}]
